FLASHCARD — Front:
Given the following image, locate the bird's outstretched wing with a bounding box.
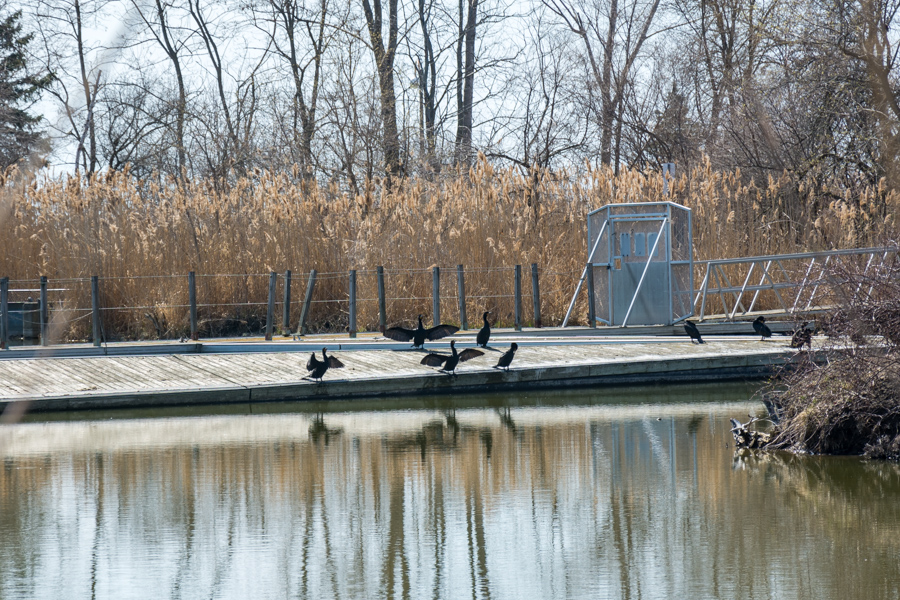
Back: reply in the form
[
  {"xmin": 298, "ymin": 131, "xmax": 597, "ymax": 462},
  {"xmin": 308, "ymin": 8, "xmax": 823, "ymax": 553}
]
[
  {"xmin": 425, "ymin": 324, "xmax": 459, "ymax": 341},
  {"xmin": 384, "ymin": 327, "xmax": 416, "ymax": 342},
  {"xmin": 306, "ymin": 353, "xmax": 319, "ymax": 371},
  {"xmin": 420, "ymin": 353, "xmax": 448, "ymax": 367},
  {"xmin": 458, "ymin": 349, "xmax": 484, "ymax": 362},
  {"xmin": 327, "ymin": 356, "xmax": 345, "ymax": 368}
]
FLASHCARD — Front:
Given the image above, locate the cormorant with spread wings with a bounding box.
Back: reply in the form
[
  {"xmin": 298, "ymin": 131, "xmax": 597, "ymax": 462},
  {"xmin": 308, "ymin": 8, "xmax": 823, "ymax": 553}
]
[
  {"xmin": 306, "ymin": 348, "xmax": 344, "ymax": 382},
  {"xmin": 420, "ymin": 340, "xmax": 483, "ymax": 375},
  {"xmin": 384, "ymin": 315, "xmax": 459, "ymax": 349}
]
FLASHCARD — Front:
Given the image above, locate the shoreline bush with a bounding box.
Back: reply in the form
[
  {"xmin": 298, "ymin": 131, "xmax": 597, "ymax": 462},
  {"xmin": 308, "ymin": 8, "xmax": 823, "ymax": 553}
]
[{"xmin": 762, "ymin": 258, "xmax": 900, "ymax": 459}]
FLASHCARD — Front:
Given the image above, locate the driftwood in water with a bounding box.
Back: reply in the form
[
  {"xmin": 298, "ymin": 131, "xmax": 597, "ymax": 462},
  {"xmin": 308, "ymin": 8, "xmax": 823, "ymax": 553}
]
[{"xmin": 730, "ymin": 416, "xmax": 772, "ymax": 449}]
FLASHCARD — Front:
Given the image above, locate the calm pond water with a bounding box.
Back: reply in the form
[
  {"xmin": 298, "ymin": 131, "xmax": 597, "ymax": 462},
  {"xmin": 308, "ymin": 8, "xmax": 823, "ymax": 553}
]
[{"xmin": 1, "ymin": 383, "xmax": 899, "ymax": 600}]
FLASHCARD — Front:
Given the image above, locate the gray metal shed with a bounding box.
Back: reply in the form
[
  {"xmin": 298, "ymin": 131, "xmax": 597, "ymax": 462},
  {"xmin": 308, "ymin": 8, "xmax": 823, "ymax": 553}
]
[{"xmin": 581, "ymin": 201, "xmax": 693, "ymax": 326}]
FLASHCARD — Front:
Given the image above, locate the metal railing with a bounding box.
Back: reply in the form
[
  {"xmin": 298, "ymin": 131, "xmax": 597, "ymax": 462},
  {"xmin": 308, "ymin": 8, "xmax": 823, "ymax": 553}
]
[{"xmin": 693, "ymin": 246, "xmax": 898, "ymax": 321}]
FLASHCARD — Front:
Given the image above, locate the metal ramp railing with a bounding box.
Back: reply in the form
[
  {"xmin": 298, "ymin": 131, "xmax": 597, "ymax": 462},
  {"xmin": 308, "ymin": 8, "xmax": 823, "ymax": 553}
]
[{"xmin": 693, "ymin": 246, "xmax": 898, "ymax": 321}]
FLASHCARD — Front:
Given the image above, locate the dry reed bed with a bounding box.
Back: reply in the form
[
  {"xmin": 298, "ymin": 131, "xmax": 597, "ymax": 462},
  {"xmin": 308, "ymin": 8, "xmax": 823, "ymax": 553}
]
[{"xmin": 0, "ymin": 157, "xmax": 897, "ymax": 341}]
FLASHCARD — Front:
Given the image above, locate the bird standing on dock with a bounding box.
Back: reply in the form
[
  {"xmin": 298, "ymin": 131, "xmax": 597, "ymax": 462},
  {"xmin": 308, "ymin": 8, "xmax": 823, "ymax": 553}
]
[
  {"xmin": 476, "ymin": 311, "xmax": 491, "ymax": 347},
  {"xmin": 384, "ymin": 315, "xmax": 459, "ymax": 349},
  {"xmin": 493, "ymin": 343, "xmax": 518, "ymax": 371},
  {"xmin": 305, "ymin": 348, "xmax": 345, "ymax": 382},
  {"xmin": 421, "ymin": 340, "xmax": 483, "ymax": 375},
  {"xmin": 753, "ymin": 316, "xmax": 772, "ymax": 341},
  {"xmin": 684, "ymin": 320, "xmax": 705, "ymax": 344}
]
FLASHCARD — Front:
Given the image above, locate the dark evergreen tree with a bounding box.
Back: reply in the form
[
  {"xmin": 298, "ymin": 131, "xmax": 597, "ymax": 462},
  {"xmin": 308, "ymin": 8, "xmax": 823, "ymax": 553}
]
[{"xmin": 0, "ymin": 10, "xmax": 52, "ymax": 169}]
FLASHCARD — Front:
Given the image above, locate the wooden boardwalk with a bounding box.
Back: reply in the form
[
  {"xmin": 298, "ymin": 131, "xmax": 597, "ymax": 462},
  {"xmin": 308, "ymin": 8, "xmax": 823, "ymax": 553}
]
[{"xmin": 0, "ymin": 335, "xmax": 806, "ymax": 412}]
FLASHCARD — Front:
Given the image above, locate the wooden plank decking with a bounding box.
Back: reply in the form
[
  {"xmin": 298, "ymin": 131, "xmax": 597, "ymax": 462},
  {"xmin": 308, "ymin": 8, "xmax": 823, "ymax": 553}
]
[{"xmin": 0, "ymin": 336, "xmax": 804, "ymax": 412}]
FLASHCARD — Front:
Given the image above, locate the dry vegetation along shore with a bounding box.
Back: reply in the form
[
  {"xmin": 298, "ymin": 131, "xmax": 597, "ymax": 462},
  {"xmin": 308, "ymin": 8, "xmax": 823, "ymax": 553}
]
[
  {"xmin": 741, "ymin": 260, "xmax": 900, "ymax": 460},
  {"xmin": 1, "ymin": 157, "xmax": 897, "ymax": 340}
]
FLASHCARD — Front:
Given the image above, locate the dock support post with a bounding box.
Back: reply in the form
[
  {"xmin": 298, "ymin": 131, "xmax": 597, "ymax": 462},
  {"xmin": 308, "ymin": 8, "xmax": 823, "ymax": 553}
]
[
  {"xmin": 586, "ymin": 263, "xmax": 596, "ymax": 328},
  {"xmin": 40, "ymin": 275, "xmax": 48, "ymax": 346},
  {"xmin": 531, "ymin": 263, "xmax": 541, "ymax": 328},
  {"xmin": 349, "ymin": 269, "xmax": 357, "ymax": 338},
  {"xmin": 189, "ymin": 271, "xmax": 198, "ymax": 340},
  {"xmin": 432, "ymin": 266, "xmax": 440, "ymax": 326},
  {"xmin": 0, "ymin": 277, "xmax": 7, "ymax": 349},
  {"xmin": 265, "ymin": 271, "xmax": 276, "ymax": 340},
  {"xmin": 377, "ymin": 266, "xmax": 386, "ymax": 333},
  {"xmin": 91, "ymin": 276, "xmax": 101, "ymax": 347},
  {"xmin": 457, "ymin": 265, "xmax": 467, "ymax": 330},
  {"xmin": 282, "ymin": 269, "xmax": 292, "ymax": 334},
  {"xmin": 298, "ymin": 269, "xmax": 316, "ymax": 335},
  {"xmin": 514, "ymin": 265, "xmax": 522, "ymax": 331}
]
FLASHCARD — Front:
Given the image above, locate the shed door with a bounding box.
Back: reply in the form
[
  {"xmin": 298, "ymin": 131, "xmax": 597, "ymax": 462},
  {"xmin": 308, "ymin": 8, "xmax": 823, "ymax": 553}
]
[{"xmin": 609, "ymin": 221, "xmax": 670, "ymax": 326}]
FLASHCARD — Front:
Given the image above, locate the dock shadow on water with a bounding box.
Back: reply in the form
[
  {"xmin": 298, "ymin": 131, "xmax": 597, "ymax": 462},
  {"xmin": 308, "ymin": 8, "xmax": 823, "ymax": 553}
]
[{"xmin": 1, "ymin": 382, "xmax": 899, "ymax": 599}]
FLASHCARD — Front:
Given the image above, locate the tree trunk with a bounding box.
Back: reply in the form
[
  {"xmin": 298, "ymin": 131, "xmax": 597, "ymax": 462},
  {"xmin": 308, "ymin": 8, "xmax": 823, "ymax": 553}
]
[
  {"xmin": 362, "ymin": 0, "xmax": 402, "ymax": 182},
  {"xmin": 455, "ymin": 0, "xmax": 477, "ymax": 165},
  {"xmin": 418, "ymin": 0, "xmax": 439, "ymax": 170},
  {"xmin": 74, "ymin": 0, "xmax": 97, "ymax": 174}
]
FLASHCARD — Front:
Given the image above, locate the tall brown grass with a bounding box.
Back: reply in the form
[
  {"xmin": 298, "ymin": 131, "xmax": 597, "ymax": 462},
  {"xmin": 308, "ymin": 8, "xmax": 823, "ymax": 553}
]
[{"xmin": 1, "ymin": 156, "xmax": 897, "ymax": 341}]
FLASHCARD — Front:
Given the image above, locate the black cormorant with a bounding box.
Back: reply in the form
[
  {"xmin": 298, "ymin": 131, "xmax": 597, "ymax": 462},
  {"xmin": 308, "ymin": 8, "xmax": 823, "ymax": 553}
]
[
  {"xmin": 493, "ymin": 343, "xmax": 518, "ymax": 370},
  {"xmin": 790, "ymin": 322, "xmax": 813, "ymax": 349},
  {"xmin": 753, "ymin": 316, "xmax": 772, "ymax": 341},
  {"xmin": 476, "ymin": 311, "xmax": 491, "ymax": 347},
  {"xmin": 684, "ymin": 320, "xmax": 704, "ymax": 344},
  {"xmin": 306, "ymin": 348, "xmax": 345, "ymax": 382},
  {"xmin": 420, "ymin": 340, "xmax": 483, "ymax": 375},
  {"xmin": 384, "ymin": 315, "xmax": 459, "ymax": 349}
]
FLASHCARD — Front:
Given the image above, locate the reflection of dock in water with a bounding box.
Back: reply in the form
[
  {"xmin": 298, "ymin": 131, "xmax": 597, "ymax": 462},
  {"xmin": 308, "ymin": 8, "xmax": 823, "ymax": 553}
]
[
  {"xmin": 0, "ymin": 400, "xmax": 760, "ymax": 458},
  {"xmin": 0, "ymin": 337, "xmax": 798, "ymax": 412}
]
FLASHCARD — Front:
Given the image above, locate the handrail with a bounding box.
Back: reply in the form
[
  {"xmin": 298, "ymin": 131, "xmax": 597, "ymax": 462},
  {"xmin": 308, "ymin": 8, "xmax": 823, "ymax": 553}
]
[
  {"xmin": 693, "ymin": 246, "xmax": 898, "ymax": 321},
  {"xmin": 693, "ymin": 246, "xmax": 896, "ymax": 266}
]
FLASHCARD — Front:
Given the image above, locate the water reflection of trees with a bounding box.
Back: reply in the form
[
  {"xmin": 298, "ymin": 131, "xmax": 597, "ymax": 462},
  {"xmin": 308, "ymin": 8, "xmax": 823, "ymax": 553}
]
[{"xmin": 1, "ymin": 409, "xmax": 899, "ymax": 598}]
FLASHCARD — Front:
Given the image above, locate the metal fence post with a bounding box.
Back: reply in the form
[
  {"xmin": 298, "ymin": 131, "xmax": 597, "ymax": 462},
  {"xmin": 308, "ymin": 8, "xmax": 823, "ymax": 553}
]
[
  {"xmin": 189, "ymin": 271, "xmax": 198, "ymax": 340},
  {"xmin": 0, "ymin": 277, "xmax": 8, "ymax": 350},
  {"xmin": 265, "ymin": 271, "xmax": 277, "ymax": 340},
  {"xmin": 432, "ymin": 266, "xmax": 440, "ymax": 326},
  {"xmin": 377, "ymin": 266, "xmax": 386, "ymax": 333},
  {"xmin": 298, "ymin": 269, "xmax": 317, "ymax": 335},
  {"xmin": 514, "ymin": 265, "xmax": 522, "ymax": 331},
  {"xmin": 531, "ymin": 263, "xmax": 541, "ymax": 328},
  {"xmin": 586, "ymin": 263, "xmax": 596, "ymax": 328},
  {"xmin": 282, "ymin": 269, "xmax": 292, "ymax": 334},
  {"xmin": 40, "ymin": 276, "xmax": 48, "ymax": 346},
  {"xmin": 457, "ymin": 265, "xmax": 467, "ymax": 330},
  {"xmin": 349, "ymin": 269, "xmax": 357, "ymax": 338},
  {"xmin": 91, "ymin": 276, "xmax": 101, "ymax": 347}
]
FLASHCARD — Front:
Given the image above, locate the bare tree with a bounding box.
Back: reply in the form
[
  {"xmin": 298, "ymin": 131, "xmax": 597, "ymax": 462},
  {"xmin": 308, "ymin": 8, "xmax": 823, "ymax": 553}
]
[
  {"xmin": 318, "ymin": 35, "xmax": 381, "ymax": 194},
  {"xmin": 484, "ymin": 18, "xmax": 588, "ymax": 173},
  {"xmin": 128, "ymin": 0, "xmax": 190, "ymax": 176},
  {"xmin": 249, "ymin": 0, "xmax": 336, "ymax": 177},
  {"xmin": 455, "ymin": 0, "xmax": 476, "ymax": 164},
  {"xmin": 827, "ymin": 0, "xmax": 900, "ymax": 184},
  {"xmin": 31, "ymin": 0, "xmax": 110, "ymax": 174},
  {"xmin": 95, "ymin": 76, "xmax": 172, "ymax": 175},
  {"xmin": 188, "ymin": 0, "xmax": 269, "ymax": 178},
  {"xmin": 361, "ymin": 0, "xmax": 402, "ymax": 181},
  {"xmin": 413, "ymin": 0, "xmax": 440, "ymax": 169},
  {"xmin": 544, "ymin": 0, "xmax": 661, "ymax": 171}
]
